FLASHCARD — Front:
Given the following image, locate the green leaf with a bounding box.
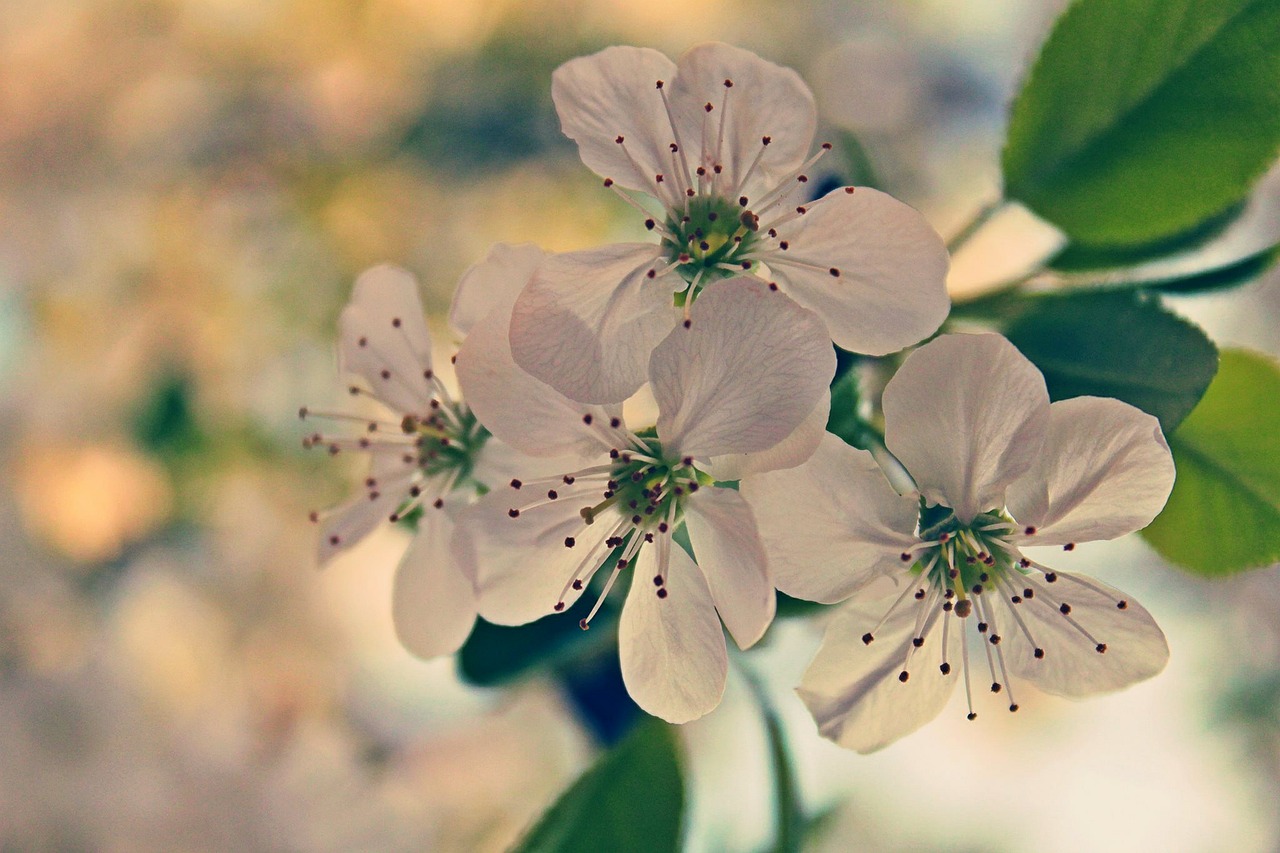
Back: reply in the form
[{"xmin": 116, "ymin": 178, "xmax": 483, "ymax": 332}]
[
  {"xmin": 1052, "ymin": 242, "xmax": 1280, "ymax": 294},
  {"xmin": 514, "ymin": 719, "xmax": 684, "ymax": 853},
  {"xmin": 1003, "ymin": 0, "xmax": 1280, "ymax": 248},
  {"xmin": 1141, "ymin": 349, "xmax": 1280, "ymax": 576},
  {"xmin": 458, "ymin": 600, "xmax": 618, "ymax": 687},
  {"xmin": 1004, "ymin": 290, "xmax": 1218, "ymax": 432}
]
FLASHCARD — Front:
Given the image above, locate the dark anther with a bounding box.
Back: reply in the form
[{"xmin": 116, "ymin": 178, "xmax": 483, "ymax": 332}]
[
  {"xmin": 657, "ymin": 588, "xmax": 668, "ymax": 599},
  {"xmin": 582, "ymin": 414, "xmax": 593, "ymax": 425},
  {"xmin": 912, "ymin": 637, "xmax": 924, "ymax": 648},
  {"xmin": 967, "ymin": 713, "xmax": 978, "ymax": 721},
  {"xmin": 898, "ymin": 671, "xmax": 910, "ymax": 683},
  {"xmin": 828, "ymin": 267, "xmax": 839, "ymax": 277},
  {"xmin": 1096, "ymin": 643, "xmax": 1107, "ymax": 653},
  {"xmin": 510, "ymin": 478, "xmax": 522, "ymax": 489},
  {"xmin": 1059, "ymin": 603, "xmax": 1072, "ymax": 615},
  {"xmin": 1063, "ymin": 542, "xmax": 1075, "ymax": 551},
  {"xmin": 1034, "ymin": 648, "xmax": 1045, "ymax": 659},
  {"xmin": 564, "ymin": 537, "xmax": 575, "ymax": 548},
  {"xmin": 573, "ymin": 580, "xmax": 584, "ymax": 590},
  {"xmin": 991, "ymin": 683, "xmax": 1002, "ymax": 694},
  {"xmin": 554, "ymin": 602, "xmax": 565, "ymax": 612},
  {"xmin": 1045, "ymin": 572, "xmax": 1057, "ymax": 583},
  {"xmin": 940, "ymin": 663, "xmax": 952, "ymax": 675},
  {"xmin": 508, "ymin": 508, "xmax": 520, "ymax": 518},
  {"xmin": 861, "ymin": 632, "xmax": 874, "ymax": 645},
  {"xmin": 1117, "ymin": 600, "xmax": 1128, "ymax": 610},
  {"xmin": 900, "ymin": 552, "xmax": 912, "ymax": 561}
]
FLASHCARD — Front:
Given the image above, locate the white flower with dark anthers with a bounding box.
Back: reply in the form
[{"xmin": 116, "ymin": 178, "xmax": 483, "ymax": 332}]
[
  {"xmin": 508, "ymin": 41, "xmax": 951, "ymax": 405},
  {"xmin": 453, "ymin": 276, "xmax": 836, "ymax": 723},
  {"xmin": 302, "ymin": 253, "xmax": 564, "ymax": 659},
  {"xmin": 741, "ymin": 333, "xmax": 1176, "ymax": 753}
]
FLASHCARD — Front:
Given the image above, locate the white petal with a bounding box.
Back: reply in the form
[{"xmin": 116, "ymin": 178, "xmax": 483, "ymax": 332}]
[
  {"xmin": 316, "ymin": 487, "xmax": 403, "ymax": 565},
  {"xmin": 703, "ymin": 389, "xmax": 829, "ymax": 481},
  {"xmin": 456, "ymin": 485, "xmax": 609, "ymax": 626},
  {"xmin": 798, "ymin": 591, "xmax": 958, "ymax": 754},
  {"xmin": 392, "ymin": 508, "xmax": 476, "ymax": 658},
  {"xmin": 1002, "ymin": 571, "xmax": 1168, "ymax": 697},
  {"xmin": 619, "ymin": 543, "xmax": 728, "ymax": 723},
  {"xmin": 470, "ymin": 438, "xmax": 593, "ymax": 493},
  {"xmin": 883, "ymin": 333, "xmax": 1049, "ymax": 523},
  {"xmin": 552, "ymin": 46, "xmax": 681, "ymax": 206},
  {"xmin": 668, "ymin": 43, "xmax": 816, "ymax": 202},
  {"xmin": 740, "ymin": 433, "xmax": 918, "ymax": 604},
  {"xmin": 448, "ymin": 242, "xmax": 545, "ymax": 338},
  {"xmin": 455, "ymin": 285, "xmax": 615, "ymax": 459},
  {"xmin": 652, "ymin": 278, "xmax": 835, "ymax": 458},
  {"xmin": 338, "ymin": 266, "xmax": 436, "ymax": 415},
  {"xmin": 769, "ymin": 187, "xmax": 950, "ymax": 355},
  {"xmin": 1006, "ymin": 397, "xmax": 1175, "ymax": 546},
  {"xmin": 509, "ymin": 244, "xmax": 682, "ymax": 404},
  {"xmin": 683, "ymin": 486, "xmax": 774, "ymax": 649}
]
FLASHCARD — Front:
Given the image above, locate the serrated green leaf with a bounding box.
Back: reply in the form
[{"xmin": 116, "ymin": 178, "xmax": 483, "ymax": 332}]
[
  {"xmin": 514, "ymin": 719, "xmax": 683, "ymax": 853},
  {"xmin": 1005, "ymin": 290, "xmax": 1218, "ymax": 432},
  {"xmin": 1141, "ymin": 349, "xmax": 1280, "ymax": 576},
  {"xmin": 1003, "ymin": 0, "xmax": 1280, "ymax": 248}
]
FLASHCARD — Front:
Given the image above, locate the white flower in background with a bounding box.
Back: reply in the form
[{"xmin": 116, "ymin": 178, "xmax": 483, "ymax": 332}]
[
  {"xmin": 302, "ymin": 251, "xmax": 561, "ymax": 659},
  {"xmin": 509, "ymin": 41, "xmax": 950, "ymax": 404},
  {"xmin": 453, "ymin": 276, "xmax": 835, "ymax": 723},
  {"xmin": 742, "ymin": 333, "xmax": 1176, "ymax": 753}
]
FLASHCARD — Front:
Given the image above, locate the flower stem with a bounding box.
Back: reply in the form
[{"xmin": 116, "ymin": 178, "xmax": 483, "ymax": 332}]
[{"xmin": 946, "ymin": 198, "xmax": 1006, "ymax": 255}]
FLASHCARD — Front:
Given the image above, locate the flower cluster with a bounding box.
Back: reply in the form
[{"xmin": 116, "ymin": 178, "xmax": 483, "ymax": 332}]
[{"xmin": 305, "ymin": 43, "xmax": 1176, "ymax": 749}]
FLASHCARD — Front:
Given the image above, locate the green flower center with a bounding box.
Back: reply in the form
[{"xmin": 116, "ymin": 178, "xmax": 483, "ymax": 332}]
[
  {"xmin": 911, "ymin": 505, "xmax": 1022, "ymax": 606},
  {"xmin": 661, "ymin": 194, "xmax": 760, "ymax": 293}
]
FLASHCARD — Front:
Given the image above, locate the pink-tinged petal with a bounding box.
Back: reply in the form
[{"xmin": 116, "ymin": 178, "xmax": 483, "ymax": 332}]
[
  {"xmin": 798, "ymin": 590, "xmax": 959, "ymax": 754},
  {"xmin": 668, "ymin": 42, "xmax": 817, "ymax": 201},
  {"xmin": 883, "ymin": 333, "xmax": 1049, "ymax": 523},
  {"xmin": 509, "ymin": 244, "xmax": 682, "ymax": 404},
  {"xmin": 769, "ymin": 187, "xmax": 950, "ymax": 356},
  {"xmin": 552, "ymin": 46, "xmax": 681, "ymax": 206},
  {"xmin": 1002, "ymin": 571, "xmax": 1168, "ymax": 697},
  {"xmin": 455, "ymin": 287, "xmax": 615, "ymax": 459},
  {"xmin": 619, "ymin": 543, "xmax": 728, "ymax": 723},
  {"xmin": 683, "ymin": 486, "xmax": 774, "ymax": 649},
  {"xmin": 448, "ymin": 243, "xmax": 545, "ymax": 338},
  {"xmin": 703, "ymin": 389, "xmax": 828, "ymax": 481},
  {"xmin": 457, "ymin": 485, "xmax": 609, "ymax": 626},
  {"xmin": 392, "ymin": 508, "xmax": 476, "ymax": 658},
  {"xmin": 1007, "ymin": 397, "xmax": 1175, "ymax": 546},
  {"xmin": 338, "ymin": 266, "xmax": 436, "ymax": 415},
  {"xmin": 741, "ymin": 434, "xmax": 918, "ymax": 604},
  {"xmin": 652, "ymin": 278, "xmax": 834, "ymax": 458}
]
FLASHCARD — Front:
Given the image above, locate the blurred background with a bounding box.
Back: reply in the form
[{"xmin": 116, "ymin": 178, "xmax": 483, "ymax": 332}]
[{"xmin": 2, "ymin": 0, "xmax": 1279, "ymax": 850}]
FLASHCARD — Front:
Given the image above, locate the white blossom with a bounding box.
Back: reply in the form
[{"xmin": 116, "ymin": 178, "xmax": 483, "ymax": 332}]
[
  {"xmin": 742, "ymin": 333, "xmax": 1175, "ymax": 752},
  {"xmin": 453, "ymin": 276, "xmax": 835, "ymax": 722},
  {"xmin": 509, "ymin": 42, "xmax": 950, "ymax": 404},
  {"xmin": 303, "ymin": 250, "xmax": 565, "ymax": 659}
]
